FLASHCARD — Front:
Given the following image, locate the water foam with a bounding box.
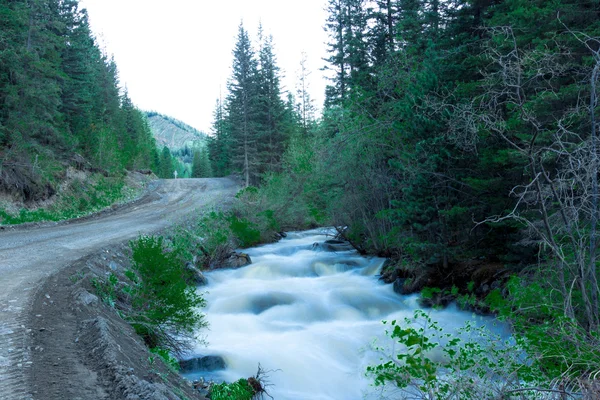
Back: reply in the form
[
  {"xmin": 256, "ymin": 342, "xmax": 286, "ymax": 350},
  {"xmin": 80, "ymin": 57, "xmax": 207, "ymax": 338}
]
[{"xmin": 184, "ymin": 229, "xmax": 504, "ymax": 399}]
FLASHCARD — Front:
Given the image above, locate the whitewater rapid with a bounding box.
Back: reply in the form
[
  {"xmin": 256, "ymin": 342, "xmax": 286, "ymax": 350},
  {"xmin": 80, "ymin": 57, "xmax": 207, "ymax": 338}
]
[{"xmin": 184, "ymin": 228, "xmax": 503, "ymax": 399}]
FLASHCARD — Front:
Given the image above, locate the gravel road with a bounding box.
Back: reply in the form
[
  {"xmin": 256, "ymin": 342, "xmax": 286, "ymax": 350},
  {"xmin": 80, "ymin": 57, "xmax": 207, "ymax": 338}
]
[{"xmin": 0, "ymin": 178, "xmax": 239, "ymax": 399}]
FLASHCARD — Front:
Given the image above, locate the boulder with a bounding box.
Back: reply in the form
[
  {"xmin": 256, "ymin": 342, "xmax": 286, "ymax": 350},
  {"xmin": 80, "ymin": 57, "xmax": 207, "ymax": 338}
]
[
  {"xmin": 392, "ymin": 278, "xmax": 408, "ymax": 295},
  {"xmin": 184, "ymin": 262, "xmax": 208, "ymax": 286},
  {"xmin": 272, "ymin": 231, "xmax": 288, "ymax": 240},
  {"xmin": 313, "ymin": 240, "xmax": 354, "ymax": 252},
  {"xmin": 179, "ymin": 355, "xmax": 226, "ymax": 373},
  {"xmin": 219, "ymin": 252, "xmax": 252, "ymax": 269},
  {"xmin": 73, "ymin": 288, "xmax": 99, "ymax": 306}
]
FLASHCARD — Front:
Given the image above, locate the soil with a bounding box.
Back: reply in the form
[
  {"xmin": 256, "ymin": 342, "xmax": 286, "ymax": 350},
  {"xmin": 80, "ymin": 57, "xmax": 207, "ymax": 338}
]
[{"xmin": 0, "ymin": 178, "xmax": 239, "ymax": 399}]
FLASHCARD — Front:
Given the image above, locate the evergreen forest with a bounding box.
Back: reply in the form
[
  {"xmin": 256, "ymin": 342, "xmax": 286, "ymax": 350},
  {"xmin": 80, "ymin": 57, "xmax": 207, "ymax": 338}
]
[
  {"xmin": 208, "ymin": 0, "xmax": 600, "ymax": 396},
  {"xmin": 0, "ymin": 0, "xmax": 159, "ymax": 206}
]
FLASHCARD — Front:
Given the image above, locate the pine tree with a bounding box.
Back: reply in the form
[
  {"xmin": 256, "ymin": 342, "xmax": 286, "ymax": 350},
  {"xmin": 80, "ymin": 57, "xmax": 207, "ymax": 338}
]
[
  {"xmin": 226, "ymin": 23, "xmax": 259, "ymax": 187},
  {"xmin": 158, "ymin": 146, "xmax": 174, "ymax": 179},
  {"xmin": 192, "ymin": 148, "xmax": 212, "ymax": 178},
  {"xmin": 207, "ymin": 97, "xmax": 231, "ymax": 177},
  {"xmin": 256, "ymin": 29, "xmax": 287, "ymax": 175},
  {"xmin": 324, "ymin": 0, "xmax": 350, "ymax": 106}
]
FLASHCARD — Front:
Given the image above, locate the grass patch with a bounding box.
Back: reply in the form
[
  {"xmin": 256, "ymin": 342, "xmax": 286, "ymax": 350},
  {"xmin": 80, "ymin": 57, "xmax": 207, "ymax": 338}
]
[{"xmin": 0, "ymin": 174, "xmax": 139, "ymax": 225}]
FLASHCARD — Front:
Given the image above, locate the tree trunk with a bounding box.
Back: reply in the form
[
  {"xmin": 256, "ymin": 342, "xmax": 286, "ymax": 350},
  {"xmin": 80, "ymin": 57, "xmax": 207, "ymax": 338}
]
[
  {"xmin": 386, "ymin": 0, "xmax": 393, "ymax": 49},
  {"xmin": 588, "ymin": 60, "xmax": 600, "ymax": 329}
]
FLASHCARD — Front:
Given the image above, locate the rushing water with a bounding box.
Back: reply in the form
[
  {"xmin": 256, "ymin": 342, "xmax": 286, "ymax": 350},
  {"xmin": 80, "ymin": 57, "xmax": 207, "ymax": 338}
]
[{"xmin": 183, "ymin": 228, "xmax": 504, "ymax": 399}]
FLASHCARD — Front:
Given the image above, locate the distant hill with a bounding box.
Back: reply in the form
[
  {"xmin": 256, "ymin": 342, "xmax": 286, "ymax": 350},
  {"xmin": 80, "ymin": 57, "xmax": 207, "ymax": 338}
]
[{"xmin": 145, "ymin": 112, "xmax": 207, "ymax": 150}]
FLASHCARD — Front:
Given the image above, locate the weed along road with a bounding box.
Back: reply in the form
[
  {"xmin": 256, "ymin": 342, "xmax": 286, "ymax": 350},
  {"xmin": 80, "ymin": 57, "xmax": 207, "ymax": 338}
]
[{"xmin": 0, "ymin": 178, "xmax": 239, "ymax": 399}]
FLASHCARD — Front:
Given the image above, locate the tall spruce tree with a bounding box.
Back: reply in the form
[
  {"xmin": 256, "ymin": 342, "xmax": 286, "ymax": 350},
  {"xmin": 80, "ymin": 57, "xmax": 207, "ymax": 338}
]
[
  {"xmin": 192, "ymin": 148, "xmax": 212, "ymax": 178},
  {"xmin": 256, "ymin": 29, "xmax": 287, "ymax": 175},
  {"xmin": 207, "ymin": 97, "xmax": 231, "ymax": 177},
  {"xmin": 226, "ymin": 23, "xmax": 259, "ymax": 187}
]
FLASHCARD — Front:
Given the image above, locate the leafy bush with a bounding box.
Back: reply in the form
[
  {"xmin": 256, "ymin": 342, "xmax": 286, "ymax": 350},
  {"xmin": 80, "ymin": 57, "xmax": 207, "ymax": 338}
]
[
  {"xmin": 128, "ymin": 235, "xmax": 207, "ymax": 353},
  {"xmin": 173, "ymin": 211, "xmax": 237, "ymax": 269},
  {"xmin": 149, "ymin": 347, "xmax": 180, "ymax": 372},
  {"xmin": 487, "ymin": 276, "xmax": 600, "ymax": 380},
  {"xmin": 227, "ymin": 213, "xmax": 261, "ymax": 247},
  {"xmin": 367, "ymin": 309, "xmax": 546, "ymax": 399},
  {"xmin": 209, "ymin": 379, "xmax": 254, "ymax": 400},
  {"xmin": 233, "ymin": 167, "xmax": 325, "ymax": 239},
  {"xmin": 172, "ymin": 210, "xmax": 261, "ymax": 269}
]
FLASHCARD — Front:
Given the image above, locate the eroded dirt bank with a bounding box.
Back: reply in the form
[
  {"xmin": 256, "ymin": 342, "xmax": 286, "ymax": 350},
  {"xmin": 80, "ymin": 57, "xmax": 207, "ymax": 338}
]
[
  {"xmin": 0, "ymin": 178, "xmax": 239, "ymax": 399},
  {"xmin": 28, "ymin": 244, "xmax": 204, "ymax": 400}
]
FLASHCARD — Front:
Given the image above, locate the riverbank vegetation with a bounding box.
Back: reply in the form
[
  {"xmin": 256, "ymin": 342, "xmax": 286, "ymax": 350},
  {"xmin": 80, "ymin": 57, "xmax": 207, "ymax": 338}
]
[
  {"xmin": 90, "ymin": 234, "xmax": 207, "ymax": 358},
  {"xmin": 207, "ymin": 1, "xmax": 600, "ymax": 397}
]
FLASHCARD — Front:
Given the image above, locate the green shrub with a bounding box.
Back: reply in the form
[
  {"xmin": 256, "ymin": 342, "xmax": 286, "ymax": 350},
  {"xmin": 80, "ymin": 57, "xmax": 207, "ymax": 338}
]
[
  {"xmin": 210, "ymin": 379, "xmax": 254, "ymax": 400},
  {"xmin": 149, "ymin": 347, "xmax": 180, "ymax": 372},
  {"xmin": 172, "ymin": 210, "xmax": 261, "ymax": 269},
  {"xmin": 367, "ymin": 309, "xmax": 545, "ymax": 399},
  {"xmin": 227, "ymin": 214, "xmax": 261, "ymax": 247},
  {"xmin": 128, "ymin": 235, "xmax": 207, "ymax": 353},
  {"xmin": 487, "ymin": 276, "xmax": 600, "ymax": 379}
]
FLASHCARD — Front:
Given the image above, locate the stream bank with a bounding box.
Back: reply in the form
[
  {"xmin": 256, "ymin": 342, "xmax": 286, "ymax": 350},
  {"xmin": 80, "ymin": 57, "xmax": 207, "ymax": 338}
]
[{"xmin": 27, "ymin": 243, "xmax": 205, "ymax": 400}]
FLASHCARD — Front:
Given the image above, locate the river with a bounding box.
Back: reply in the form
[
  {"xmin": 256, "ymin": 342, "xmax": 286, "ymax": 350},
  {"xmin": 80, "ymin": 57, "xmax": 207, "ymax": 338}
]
[{"xmin": 184, "ymin": 228, "xmax": 503, "ymax": 399}]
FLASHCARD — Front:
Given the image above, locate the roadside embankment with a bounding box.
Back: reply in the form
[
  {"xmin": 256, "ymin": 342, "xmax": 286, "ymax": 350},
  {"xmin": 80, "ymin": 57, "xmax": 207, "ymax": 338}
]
[{"xmin": 28, "ymin": 243, "xmax": 205, "ymax": 400}]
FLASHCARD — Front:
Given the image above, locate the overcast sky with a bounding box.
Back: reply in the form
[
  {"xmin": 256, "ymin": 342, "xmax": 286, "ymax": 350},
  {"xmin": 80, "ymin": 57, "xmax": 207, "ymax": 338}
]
[{"xmin": 78, "ymin": 0, "xmax": 330, "ymax": 133}]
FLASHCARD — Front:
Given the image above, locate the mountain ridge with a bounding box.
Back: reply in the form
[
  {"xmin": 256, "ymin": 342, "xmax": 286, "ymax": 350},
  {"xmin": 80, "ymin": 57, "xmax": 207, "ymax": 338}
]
[{"xmin": 145, "ymin": 111, "xmax": 207, "ymax": 151}]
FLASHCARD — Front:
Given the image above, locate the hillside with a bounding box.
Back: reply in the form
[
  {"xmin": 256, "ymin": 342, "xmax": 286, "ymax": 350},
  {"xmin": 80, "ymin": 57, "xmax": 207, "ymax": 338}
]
[
  {"xmin": 146, "ymin": 112, "xmax": 207, "ymax": 150},
  {"xmin": 0, "ymin": 1, "xmax": 161, "ymax": 223}
]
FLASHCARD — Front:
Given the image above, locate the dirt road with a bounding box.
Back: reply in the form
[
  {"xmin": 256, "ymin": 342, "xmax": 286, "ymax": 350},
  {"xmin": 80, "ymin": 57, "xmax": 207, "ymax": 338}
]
[{"xmin": 0, "ymin": 178, "xmax": 239, "ymax": 399}]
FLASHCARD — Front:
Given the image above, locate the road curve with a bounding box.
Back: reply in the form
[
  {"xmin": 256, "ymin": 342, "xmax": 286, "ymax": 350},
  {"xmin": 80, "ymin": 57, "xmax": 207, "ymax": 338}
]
[{"xmin": 0, "ymin": 177, "xmax": 239, "ymax": 399}]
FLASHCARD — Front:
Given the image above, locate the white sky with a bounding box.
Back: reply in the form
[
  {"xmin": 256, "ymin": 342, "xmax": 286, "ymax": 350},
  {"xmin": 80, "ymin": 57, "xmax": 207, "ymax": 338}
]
[{"xmin": 78, "ymin": 0, "xmax": 330, "ymax": 133}]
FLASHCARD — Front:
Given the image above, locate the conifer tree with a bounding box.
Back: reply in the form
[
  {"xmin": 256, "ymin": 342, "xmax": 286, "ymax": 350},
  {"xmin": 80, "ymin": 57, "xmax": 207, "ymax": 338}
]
[
  {"xmin": 324, "ymin": 0, "xmax": 350, "ymax": 106},
  {"xmin": 226, "ymin": 23, "xmax": 259, "ymax": 187},
  {"xmin": 192, "ymin": 148, "xmax": 212, "ymax": 178},
  {"xmin": 158, "ymin": 146, "xmax": 174, "ymax": 179},
  {"xmin": 207, "ymin": 97, "xmax": 231, "ymax": 177},
  {"xmin": 256, "ymin": 29, "xmax": 287, "ymax": 175}
]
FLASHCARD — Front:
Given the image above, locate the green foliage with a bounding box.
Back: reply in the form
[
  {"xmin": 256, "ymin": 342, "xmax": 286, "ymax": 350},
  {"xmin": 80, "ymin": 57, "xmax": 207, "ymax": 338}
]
[
  {"xmin": 149, "ymin": 347, "xmax": 180, "ymax": 372},
  {"xmin": 487, "ymin": 275, "xmax": 600, "ymax": 378},
  {"xmin": 191, "ymin": 148, "xmax": 212, "ymax": 178},
  {"xmin": 157, "ymin": 146, "xmax": 176, "ymax": 179},
  {"xmin": 0, "ymin": 175, "xmax": 137, "ymax": 225},
  {"xmin": 127, "ymin": 235, "xmax": 207, "ymax": 352},
  {"xmin": 420, "ymin": 287, "xmax": 442, "ymax": 300},
  {"xmin": 91, "ymin": 273, "xmax": 119, "ymax": 308},
  {"xmin": 172, "ymin": 209, "xmax": 261, "ymax": 269},
  {"xmin": 209, "ymin": 379, "xmax": 254, "ymax": 400},
  {"xmin": 0, "ymin": 1, "xmax": 157, "ymax": 203},
  {"xmin": 229, "ymin": 131, "xmax": 329, "ymax": 239},
  {"xmin": 227, "ymin": 214, "xmax": 261, "ymax": 247},
  {"xmin": 367, "ymin": 310, "xmax": 546, "ymax": 399}
]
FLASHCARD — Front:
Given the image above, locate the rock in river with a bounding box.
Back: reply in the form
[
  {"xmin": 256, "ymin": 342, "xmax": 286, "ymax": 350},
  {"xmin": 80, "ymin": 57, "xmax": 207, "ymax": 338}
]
[{"xmin": 179, "ymin": 355, "xmax": 226, "ymax": 373}]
